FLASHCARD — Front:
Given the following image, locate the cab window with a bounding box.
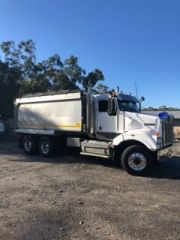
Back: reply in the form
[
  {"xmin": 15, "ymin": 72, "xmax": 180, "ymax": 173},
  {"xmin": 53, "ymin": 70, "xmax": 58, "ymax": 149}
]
[{"xmin": 99, "ymin": 100, "xmax": 108, "ymax": 112}]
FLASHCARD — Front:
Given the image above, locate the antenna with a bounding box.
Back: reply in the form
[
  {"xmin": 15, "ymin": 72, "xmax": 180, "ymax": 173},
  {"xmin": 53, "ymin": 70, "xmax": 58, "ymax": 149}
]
[
  {"xmin": 135, "ymin": 82, "xmax": 138, "ymax": 99},
  {"xmin": 116, "ymin": 86, "xmax": 120, "ymax": 94}
]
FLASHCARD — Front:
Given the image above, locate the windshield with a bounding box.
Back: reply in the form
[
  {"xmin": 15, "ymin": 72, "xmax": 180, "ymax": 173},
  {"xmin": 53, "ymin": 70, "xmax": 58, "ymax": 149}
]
[{"xmin": 118, "ymin": 100, "xmax": 140, "ymax": 113}]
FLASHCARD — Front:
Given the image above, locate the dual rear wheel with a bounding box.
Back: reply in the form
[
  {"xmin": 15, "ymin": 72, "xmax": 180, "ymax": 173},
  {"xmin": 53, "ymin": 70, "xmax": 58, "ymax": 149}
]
[{"xmin": 22, "ymin": 135, "xmax": 54, "ymax": 157}]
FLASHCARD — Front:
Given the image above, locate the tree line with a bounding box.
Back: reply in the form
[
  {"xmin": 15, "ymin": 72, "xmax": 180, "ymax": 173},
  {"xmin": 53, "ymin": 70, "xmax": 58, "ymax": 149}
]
[
  {"xmin": 0, "ymin": 40, "xmax": 108, "ymax": 120},
  {"xmin": 0, "ymin": 40, "xmax": 178, "ymax": 120},
  {"xmin": 143, "ymin": 106, "xmax": 180, "ymax": 111}
]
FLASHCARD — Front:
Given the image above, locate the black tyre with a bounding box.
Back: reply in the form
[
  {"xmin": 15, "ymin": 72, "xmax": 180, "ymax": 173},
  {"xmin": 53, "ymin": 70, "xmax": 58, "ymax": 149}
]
[
  {"xmin": 38, "ymin": 136, "xmax": 54, "ymax": 157},
  {"xmin": 121, "ymin": 145, "xmax": 153, "ymax": 175},
  {"xmin": 22, "ymin": 135, "xmax": 37, "ymax": 155}
]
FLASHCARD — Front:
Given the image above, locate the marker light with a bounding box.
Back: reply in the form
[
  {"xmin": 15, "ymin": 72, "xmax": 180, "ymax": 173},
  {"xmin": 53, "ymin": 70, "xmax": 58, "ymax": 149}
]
[{"xmin": 151, "ymin": 129, "xmax": 161, "ymax": 137}]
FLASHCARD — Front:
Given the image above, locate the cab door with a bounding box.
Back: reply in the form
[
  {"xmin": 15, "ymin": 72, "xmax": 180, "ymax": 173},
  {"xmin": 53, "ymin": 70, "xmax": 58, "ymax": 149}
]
[{"xmin": 97, "ymin": 100, "xmax": 118, "ymax": 133}]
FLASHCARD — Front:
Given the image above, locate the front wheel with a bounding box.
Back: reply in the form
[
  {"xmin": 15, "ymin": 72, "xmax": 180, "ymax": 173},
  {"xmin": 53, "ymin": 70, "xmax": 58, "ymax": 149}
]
[{"xmin": 121, "ymin": 145, "xmax": 153, "ymax": 175}]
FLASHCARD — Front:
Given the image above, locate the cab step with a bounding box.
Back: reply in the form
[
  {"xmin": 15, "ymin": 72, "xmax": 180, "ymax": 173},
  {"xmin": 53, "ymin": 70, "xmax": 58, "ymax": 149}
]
[{"xmin": 80, "ymin": 140, "xmax": 112, "ymax": 158}]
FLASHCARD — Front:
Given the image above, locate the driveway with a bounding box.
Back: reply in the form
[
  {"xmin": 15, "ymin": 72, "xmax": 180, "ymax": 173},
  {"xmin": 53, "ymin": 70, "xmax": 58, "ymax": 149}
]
[{"xmin": 0, "ymin": 136, "xmax": 180, "ymax": 240}]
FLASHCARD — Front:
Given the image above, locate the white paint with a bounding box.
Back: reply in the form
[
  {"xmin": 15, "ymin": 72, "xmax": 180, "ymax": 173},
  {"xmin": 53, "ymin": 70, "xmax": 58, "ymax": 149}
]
[
  {"xmin": 15, "ymin": 93, "xmax": 82, "ymax": 132},
  {"xmin": 97, "ymin": 112, "xmax": 117, "ymax": 133},
  {"xmin": 15, "ymin": 92, "xmax": 81, "ymax": 104}
]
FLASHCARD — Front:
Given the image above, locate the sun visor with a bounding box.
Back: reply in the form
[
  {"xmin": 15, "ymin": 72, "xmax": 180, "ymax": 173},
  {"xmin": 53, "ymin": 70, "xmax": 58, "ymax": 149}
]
[{"xmin": 117, "ymin": 94, "xmax": 139, "ymax": 103}]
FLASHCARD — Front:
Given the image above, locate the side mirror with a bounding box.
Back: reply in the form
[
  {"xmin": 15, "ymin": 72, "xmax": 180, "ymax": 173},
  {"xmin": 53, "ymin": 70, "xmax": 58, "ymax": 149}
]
[
  {"xmin": 141, "ymin": 96, "xmax": 145, "ymax": 101},
  {"xmin": 108, "ymin": 98, "xmax": 117, "ymax": 116},
  {"xmin": 139, "ymin": 96, "xmax": 145, "ymax": 112}
]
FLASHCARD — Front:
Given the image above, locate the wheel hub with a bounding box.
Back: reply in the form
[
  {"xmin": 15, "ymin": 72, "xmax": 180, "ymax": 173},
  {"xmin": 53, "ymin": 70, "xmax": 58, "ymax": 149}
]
[
  {"xmin": 25, "ymin": 140, "xmax": 32, "ymax": 152},
  {"xmin": 128, "ymin": 152, "xmax": 147, "ymax": 171},
  {"xmin": 41, "ymin": 141, "xmax": 50, "ymax": 154}
]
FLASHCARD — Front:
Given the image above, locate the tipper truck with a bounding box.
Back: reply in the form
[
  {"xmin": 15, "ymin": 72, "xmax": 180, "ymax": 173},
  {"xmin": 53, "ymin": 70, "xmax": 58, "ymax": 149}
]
[{"xmin": 14, "ymin": 89, "xmax": 174, "ymax": 175}]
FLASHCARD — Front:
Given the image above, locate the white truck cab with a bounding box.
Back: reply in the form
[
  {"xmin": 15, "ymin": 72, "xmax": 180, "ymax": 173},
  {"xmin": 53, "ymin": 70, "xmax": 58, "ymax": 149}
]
[
  {"xmin": 15, "ymin": 90, "xmax": 174, "ymax": 175},
  {"xmin": 94, "ymin": 93, "xmax": 172, "ymax": 149}
]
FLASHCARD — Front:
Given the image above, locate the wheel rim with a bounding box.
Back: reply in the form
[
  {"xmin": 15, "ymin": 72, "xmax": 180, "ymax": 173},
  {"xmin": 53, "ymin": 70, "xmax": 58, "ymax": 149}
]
[
  {"xmin": 24, "ymin": 138, "xmax": 33, "ymax": 152},
  {"xmin": 127, "ymin": 152, "xmax": 147, "ymax": 171},
  {"xmin": 41, "ymin": 140, "xmax": 50, "ymax": 155}
]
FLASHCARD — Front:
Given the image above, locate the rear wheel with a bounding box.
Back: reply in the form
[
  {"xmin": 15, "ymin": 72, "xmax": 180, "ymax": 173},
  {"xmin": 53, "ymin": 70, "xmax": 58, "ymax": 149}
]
[
  {"xmin": 38, "ymin": 136, "xmax": 54, "ymax": 157},
  {"xmin": 22, "ymin": 135, "xmax": 37, "ymax": 155},
  {"xmin": 121, "ymin": 145, "xmax": 153, "ymax": 175}
]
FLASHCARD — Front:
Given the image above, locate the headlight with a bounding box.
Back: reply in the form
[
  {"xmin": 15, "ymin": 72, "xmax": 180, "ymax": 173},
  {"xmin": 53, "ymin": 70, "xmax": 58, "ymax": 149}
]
[{"xmin": 151, "ymin": 129, "xmax": 161, "ymax": 137}]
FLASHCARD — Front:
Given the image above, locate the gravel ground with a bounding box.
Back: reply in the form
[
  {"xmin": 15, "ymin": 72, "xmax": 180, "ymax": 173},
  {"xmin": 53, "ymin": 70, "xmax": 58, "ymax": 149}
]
[{"xmin": 0, "ymin": 136, "xmax": 180, "ymax": 240}]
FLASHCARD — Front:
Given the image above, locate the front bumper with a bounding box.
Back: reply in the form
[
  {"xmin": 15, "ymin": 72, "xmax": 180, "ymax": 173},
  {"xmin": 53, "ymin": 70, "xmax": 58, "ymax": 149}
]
[{"xmin": 158, "ymin": 146, "xmax": 173, "ymax": 159}]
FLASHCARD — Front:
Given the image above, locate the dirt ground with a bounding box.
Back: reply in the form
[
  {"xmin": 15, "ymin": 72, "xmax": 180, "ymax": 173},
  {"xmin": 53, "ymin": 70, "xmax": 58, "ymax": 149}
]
[{"xmin": 0, "ymin": 136, "xmax": 180, "ymax": 240}]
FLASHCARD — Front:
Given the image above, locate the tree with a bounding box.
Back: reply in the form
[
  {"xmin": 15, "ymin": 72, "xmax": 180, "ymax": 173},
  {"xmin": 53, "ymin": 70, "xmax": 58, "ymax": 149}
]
[
  {"xmin": 158, "ymin": 105, "xmax": 168, "ymax": 111},
  {"xmin": 95, "ymin": 83, "xmax": 109, "ymax": 93},
  {"xmin": 0, "ymin": 40, "xmax": 105, "ymax": 94},
  {"xmin": 64, "ymin": 55, "xmax": 85, "ymax": 85},
  {"xmin": 0, "ymin": 60, "xmax": 20, "ymax": 119},
  {"xmin": 1, "ymin": 40, "xmax": 36, "ymax": 80},
  {"xmin": 81, "ymin": 69, "xmax": 104, "ymax": 90},
  {"xmin": 0, "ymin": 39, "xmax": 106, "ymax": 119}
]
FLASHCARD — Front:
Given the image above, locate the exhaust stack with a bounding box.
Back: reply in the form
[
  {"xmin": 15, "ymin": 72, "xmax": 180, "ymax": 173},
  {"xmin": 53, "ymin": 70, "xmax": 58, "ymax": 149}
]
[{"xmin": 86, "ymin": 86, "xmax": 94, "ymax": 136}]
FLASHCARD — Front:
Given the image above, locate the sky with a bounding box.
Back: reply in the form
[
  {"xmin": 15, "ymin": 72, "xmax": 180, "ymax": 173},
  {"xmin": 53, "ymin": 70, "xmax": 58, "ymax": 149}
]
[{"xmin": 0, "ymin": 0, "xmax": 179, "ymax": 108}]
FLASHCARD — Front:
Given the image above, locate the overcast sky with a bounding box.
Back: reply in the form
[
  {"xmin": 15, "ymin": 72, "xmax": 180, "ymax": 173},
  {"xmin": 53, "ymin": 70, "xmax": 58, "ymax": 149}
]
[{"xmin": 0, "ymin": 0, "xmax": 179, "ymax": 107}]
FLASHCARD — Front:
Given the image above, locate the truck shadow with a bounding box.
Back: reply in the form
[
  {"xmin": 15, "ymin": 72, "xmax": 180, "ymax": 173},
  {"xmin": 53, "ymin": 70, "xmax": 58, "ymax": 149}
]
[
  {"xmin": 145, "ymin": 156, "xmax": 180, "ymax": 180},
  {"xmin": 56, "ymin": 154, "xmax": 180, "ymax": 180},
  {"xmin": 10, "ymin": 152, "xmax": 180, "ymax": 180},
  {"xmin": 1, "ymin": 136, "xmax": 180, "ymax": 180}
]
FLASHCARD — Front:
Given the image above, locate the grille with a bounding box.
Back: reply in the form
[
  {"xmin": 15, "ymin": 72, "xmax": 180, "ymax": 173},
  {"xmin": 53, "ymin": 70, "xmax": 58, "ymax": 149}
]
[{"xmin": 162, "ymin": 120, "xmax": 174, "ymax": 146}]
